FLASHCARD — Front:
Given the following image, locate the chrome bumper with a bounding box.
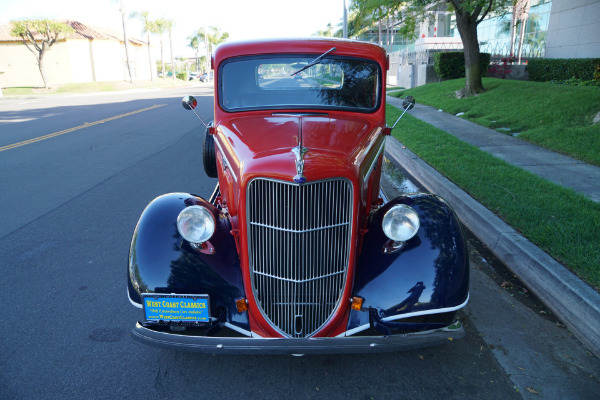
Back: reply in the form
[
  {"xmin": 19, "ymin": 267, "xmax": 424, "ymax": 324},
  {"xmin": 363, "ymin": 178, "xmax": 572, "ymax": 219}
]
[{"xmin": 132, "ymin": 321, "xmax": 464, "ymax": 354}]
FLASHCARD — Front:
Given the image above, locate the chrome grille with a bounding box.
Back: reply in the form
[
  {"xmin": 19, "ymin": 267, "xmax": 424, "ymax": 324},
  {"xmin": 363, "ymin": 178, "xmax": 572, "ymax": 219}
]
[{"xmin": 247, "ymin": 178, "xmax": 353, "ymax": 338}]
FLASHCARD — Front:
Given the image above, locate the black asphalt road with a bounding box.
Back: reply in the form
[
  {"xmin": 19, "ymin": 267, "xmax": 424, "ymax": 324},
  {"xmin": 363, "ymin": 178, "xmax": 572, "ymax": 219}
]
[{"xmin": 0, "ymin": 87, "xmax": 588, "ymax": 399}]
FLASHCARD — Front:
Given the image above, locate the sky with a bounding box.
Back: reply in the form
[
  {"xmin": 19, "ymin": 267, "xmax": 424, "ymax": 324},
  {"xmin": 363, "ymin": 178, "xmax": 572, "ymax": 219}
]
[{"xmin": 1, "ymin": 0, "xmax": 348, "ymax": 58}]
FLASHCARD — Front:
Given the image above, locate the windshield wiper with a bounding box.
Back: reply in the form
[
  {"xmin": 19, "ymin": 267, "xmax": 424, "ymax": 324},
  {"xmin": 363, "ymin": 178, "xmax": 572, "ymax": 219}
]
[{"xmin": 291, "ymin": 47, "xmax": 336, "ymax": 76}]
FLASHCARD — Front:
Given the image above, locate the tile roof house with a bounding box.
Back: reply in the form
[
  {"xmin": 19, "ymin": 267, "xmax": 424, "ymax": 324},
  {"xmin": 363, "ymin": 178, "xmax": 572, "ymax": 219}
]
[{"xmin": 0, "ymin": 20, "xmax": 156, "ymax": 87}]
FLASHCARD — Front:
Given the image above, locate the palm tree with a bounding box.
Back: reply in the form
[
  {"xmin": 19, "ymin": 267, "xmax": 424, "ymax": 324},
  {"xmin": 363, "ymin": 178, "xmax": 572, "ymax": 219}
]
[
  {"xmin": 192, "ymin": 26, "xmax": 229, "ymax": 75},
  {"xmin": 314, "ymin": 23, "xmax": 335, "ymax": 37},
  {"xmin": 515, "ymin": 0, "xmax": 531, "ymax": 63},
  {"xmin": 187, "ymin": 35, "xmax": 201, "ymax": 73},
  {"xmin": 130, "ymin": 11, "xmax": 156, "ymax": 81},
  {"xmin": 164, "ymin": 19, "xmax": 175, "ymax": 81},
  {"xmin": 206, "ymin": 26, "xmax": 229, "ymax": 52},
  {"xmin": 195, "ymin": 28, "xmax": 208, "ymax": 73},
  {"xmin": 154, "ymin": 18, "xmax": 168, "ymax": 79}
]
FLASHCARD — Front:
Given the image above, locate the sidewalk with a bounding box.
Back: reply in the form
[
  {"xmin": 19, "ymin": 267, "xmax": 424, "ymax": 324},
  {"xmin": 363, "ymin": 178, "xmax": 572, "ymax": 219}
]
[{"xmin": 385, "ymin": 95, "xmax": 600, "ymax": 357}]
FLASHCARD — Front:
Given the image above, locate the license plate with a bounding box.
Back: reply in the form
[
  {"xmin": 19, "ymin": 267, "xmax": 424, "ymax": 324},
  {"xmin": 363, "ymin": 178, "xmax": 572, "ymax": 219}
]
[{"xmin": 142, "ymin": 294, "xmax": 210, "ymax": 324}]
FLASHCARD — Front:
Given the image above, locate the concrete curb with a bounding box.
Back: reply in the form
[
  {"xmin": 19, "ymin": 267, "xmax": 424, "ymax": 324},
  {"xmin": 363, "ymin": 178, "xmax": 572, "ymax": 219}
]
[{"xmin": 385, "ymin": 136, "xmax": 600, "ymax": 358}]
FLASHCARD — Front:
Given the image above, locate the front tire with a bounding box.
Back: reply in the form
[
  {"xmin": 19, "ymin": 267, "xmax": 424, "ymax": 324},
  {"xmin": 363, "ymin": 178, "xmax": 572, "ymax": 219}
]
[{"xmin": 203, "ymin": 122, "xmax": 218, "ymax": 178}]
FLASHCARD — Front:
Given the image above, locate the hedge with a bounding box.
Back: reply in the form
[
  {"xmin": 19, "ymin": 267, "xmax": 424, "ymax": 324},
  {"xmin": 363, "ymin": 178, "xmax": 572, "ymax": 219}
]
[
  {"xmin": 527, "ymin": 58, "xmax": 600, "ymax": 82},
  {"xmin": 434, "ymin": 51, "xmax": 491, "ymax": 80}
]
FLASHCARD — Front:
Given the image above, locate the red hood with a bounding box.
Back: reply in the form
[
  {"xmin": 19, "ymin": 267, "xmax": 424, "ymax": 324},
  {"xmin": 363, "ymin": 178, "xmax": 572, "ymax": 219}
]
[{"xmin": 215, "ymin": 113, "xmax": 383, "ymax": 183}]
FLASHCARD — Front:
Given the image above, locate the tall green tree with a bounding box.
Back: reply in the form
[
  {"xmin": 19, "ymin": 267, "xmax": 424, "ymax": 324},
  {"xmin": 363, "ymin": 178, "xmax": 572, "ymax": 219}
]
[
  {"xmin": 351, "ymin": 1, "xmax": 401, "ymax": 46},
  {"xmin": 11, "ymin": 19, "xmax": 73, "ymax": 88},
  {"xmin": 353, "ymin": 0, "xmax": 511, "ymax": 97},
  {"xmin": 130, "ymin": 11, "xmax": 156, "ymax": 81},
  {"xmin": 336, "ymin": 9, "xmax": 372, "ymax": 38}
]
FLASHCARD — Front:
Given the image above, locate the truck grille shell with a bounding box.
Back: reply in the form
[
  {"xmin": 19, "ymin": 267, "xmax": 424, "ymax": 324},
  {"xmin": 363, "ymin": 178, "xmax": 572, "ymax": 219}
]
[{"xmin": 246, "ymin": 178, "xmax": 353, "ymax": 338}]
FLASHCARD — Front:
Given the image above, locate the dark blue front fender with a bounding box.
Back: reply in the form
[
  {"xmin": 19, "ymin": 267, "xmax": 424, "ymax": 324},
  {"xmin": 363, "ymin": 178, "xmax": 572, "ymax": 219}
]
[
  {"xmin": 127, "ymin": 193, "xmax": 249, "ymax": 332},
  {"xmin": 349, "ymin": 193, "xmax": 469, "ymax": 333}
]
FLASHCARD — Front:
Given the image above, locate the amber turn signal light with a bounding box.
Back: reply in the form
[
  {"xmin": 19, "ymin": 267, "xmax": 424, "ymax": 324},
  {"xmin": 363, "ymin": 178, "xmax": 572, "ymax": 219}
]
[
  {"xmin": 351, "ymin": 296, "xmax": 364, "ymax": 311},
  {"xmin": 235, "ymin": 298, "xmax": 248, "ymax": 313}
]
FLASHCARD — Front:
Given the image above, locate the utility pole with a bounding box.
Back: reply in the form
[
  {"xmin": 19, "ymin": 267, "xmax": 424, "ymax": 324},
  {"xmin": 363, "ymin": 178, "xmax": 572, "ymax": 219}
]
[
  {"xmin": 343, "ymin": 0, "xmax": 348, "ymax": 38},
  {"xmin": 120, "ymin": 1, "xmax": 133, "ymax": 83}
]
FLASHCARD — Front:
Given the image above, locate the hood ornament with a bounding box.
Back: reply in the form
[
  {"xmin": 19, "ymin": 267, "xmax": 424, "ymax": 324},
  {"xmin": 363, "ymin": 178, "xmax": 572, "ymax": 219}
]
[
  {"xmin": 292, "ymin": 145, "xmax": 309, "ymax": 184},
  {"xmin": 292, "ymin": 116, "xmax": 309, "ymax": 184}
]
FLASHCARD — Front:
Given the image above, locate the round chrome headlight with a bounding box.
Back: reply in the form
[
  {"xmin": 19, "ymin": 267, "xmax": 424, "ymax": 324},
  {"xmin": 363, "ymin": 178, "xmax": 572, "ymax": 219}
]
[
  {"xmin": 177, "ymin": 205, "xmax": 216, "ymax": 244},
  {"xmin": 382, "ymin": 204, "xmax": 420, "ymax": 242}
]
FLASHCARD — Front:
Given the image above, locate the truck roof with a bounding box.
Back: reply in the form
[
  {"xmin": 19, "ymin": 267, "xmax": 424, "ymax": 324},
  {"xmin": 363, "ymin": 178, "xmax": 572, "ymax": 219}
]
[{"xmin": 213, "ymin": 38, "xmax": 388, "ymax": 67}]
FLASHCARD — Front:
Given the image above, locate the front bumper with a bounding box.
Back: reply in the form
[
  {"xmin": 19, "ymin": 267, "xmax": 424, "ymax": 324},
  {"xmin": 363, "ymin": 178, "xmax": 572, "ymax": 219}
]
[{"xmin": 132, "ymin": 320, "xmax": 464, "ymax": 354}]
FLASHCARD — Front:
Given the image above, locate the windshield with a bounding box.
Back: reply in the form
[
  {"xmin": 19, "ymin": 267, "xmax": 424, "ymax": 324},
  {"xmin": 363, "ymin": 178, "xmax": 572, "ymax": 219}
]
[{"xmin": 219, "ymin": 55, "xmax": 381, "ymax": 112}]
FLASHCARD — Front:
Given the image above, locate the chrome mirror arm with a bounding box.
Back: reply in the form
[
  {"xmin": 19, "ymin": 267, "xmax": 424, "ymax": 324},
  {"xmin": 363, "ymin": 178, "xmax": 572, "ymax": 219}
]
[{"xmin": 387, "ymin": 95, "xmax": 416, "ymax": 131}]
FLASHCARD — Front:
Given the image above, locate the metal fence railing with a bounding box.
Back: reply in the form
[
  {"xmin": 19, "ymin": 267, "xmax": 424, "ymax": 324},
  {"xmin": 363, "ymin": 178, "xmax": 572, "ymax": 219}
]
[
  {"xmin": 481, "ymin": 41, "xmax": 546, "ymax": 63},
  {"xmin": 392, "ymin": 40, "xmax": 546, "ymax": 66}
]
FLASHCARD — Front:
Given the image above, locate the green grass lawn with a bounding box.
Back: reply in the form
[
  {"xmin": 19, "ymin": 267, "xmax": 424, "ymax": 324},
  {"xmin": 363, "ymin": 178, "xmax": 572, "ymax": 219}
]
[
  {"xmin": 387, "ymin": 104, "xmax": 600, "ymax": 291},
  {"xmin": 2, "ymin": 87, "xmax": 36, "ymax": 95},
  {"xmin": 390, "ymin": 78, "xmax": 600, "ymax": 166}
]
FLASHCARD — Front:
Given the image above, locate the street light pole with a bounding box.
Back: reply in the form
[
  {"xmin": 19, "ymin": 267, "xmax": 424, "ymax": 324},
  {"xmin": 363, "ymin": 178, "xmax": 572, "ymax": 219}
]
[
  {"xmin": 120, "ymin": 1, "xmax": 134, "ymax": 83},
  {"xmin": 343, "ymin": 0, "xmax": 348, "ymax": 38}
]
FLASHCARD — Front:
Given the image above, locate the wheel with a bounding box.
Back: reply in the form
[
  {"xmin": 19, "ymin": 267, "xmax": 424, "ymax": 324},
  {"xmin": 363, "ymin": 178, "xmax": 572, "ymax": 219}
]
[{"xmin": 203, "ymin": 122, "xmax": 218, "ymax": 178}]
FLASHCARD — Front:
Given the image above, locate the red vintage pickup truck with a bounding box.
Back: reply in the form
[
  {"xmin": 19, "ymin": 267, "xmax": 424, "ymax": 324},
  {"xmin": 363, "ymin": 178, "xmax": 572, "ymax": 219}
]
[{"xmin": 127, "ymin": 38, "xmax": 469, "ymax": 354}]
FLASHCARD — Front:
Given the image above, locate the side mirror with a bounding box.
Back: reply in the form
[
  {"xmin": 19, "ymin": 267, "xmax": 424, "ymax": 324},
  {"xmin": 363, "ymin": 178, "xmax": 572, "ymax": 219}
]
[
  {"xmin": 402, "ymin": 95, "xmax": 415, "ymax": 111},
  {"xmin": 386, "ymin": 96, "xmax": 417, "ymax": 134},
  {"xmin": 182, "ymin": 95, "xmax": 197, "ymax": 110},
  {"xmin": 181, "ymin": 95, "xmax": 210, "ymax": 128}
]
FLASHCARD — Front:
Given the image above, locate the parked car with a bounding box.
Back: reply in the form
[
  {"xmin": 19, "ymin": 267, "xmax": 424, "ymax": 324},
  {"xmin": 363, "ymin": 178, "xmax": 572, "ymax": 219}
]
[
  {"xmin": 199, "ymin": 72, "xmax": 213, "ymax": 82},
  {"xmin": 127, "ymin": 38, "xmax": 469, "ymax": 354},
  {"xmin": 189, "ymin": 72, "xmax": 199, "ymax": 81}
]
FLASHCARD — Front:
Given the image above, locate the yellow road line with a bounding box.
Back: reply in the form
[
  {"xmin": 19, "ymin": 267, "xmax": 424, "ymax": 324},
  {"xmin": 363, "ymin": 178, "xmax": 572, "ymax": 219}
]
[{"xmin": 0, "ymin": 104, "xmax": 167, "ymax": 152}]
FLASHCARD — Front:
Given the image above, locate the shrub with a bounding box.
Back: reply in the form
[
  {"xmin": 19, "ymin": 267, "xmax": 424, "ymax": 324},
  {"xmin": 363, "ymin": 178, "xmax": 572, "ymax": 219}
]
[
  {"xmin": 548, "ymin": 78, "xmax": 600, "ymax": 87},
  {"xmin": 488, "ymin": 56, "xmax": 516, "ymax": 79},
  {"xmin": 434, "ymin": 51, "xmax": 491, "ymax": 80},
  {"xmin": 176, "ymin": 72, "xmax": 187, "ymax": 80},
  {"xmin": 527, "ymin": 58, "xmax": 600, "ymax": 82}
]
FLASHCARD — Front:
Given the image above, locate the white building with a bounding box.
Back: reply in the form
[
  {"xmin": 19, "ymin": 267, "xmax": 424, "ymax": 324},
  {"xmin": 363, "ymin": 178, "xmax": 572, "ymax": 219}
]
[
  {"xmin": 0, "ymin": 20, "xmax": 156, "ymax": 88},
  {"xmin": 382, "ymin": 0, "xmax": 600, "ymax": 87}
]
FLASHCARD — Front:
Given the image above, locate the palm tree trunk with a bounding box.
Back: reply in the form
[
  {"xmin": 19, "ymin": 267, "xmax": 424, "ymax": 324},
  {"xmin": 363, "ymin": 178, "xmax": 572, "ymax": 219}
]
[
  {"xmin": 170, "ymin": 30, "xmax": 175, "ymax": 82},
  {"xmin": 517, "ymin": 2, "xmax": 531, "ymax": 63},
  {"xmin": 160, "ymin": 38, "xmax": 165, "ymax": 79},
  {"xmin": 147, "ymin": 34, "xmax": 153, "ymax": 81},
  {"xmin": 510, "ymin": 6, "xmax": 518, "ymax": 56}
]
